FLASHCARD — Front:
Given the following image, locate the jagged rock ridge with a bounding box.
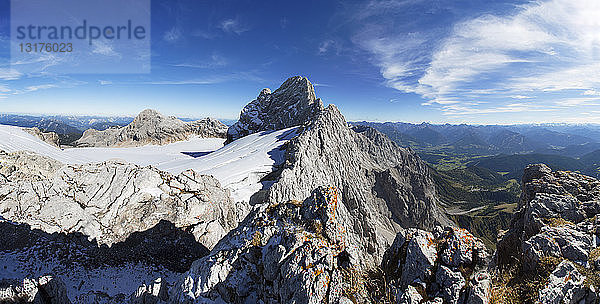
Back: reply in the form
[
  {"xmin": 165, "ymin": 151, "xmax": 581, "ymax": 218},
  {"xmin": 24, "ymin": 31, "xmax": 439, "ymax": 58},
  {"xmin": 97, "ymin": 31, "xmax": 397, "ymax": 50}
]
[
  {"xmin": 166, "ymin": 76, "xmax": 453, "ymax": 303},
  {"xmin": 24, "ymin": 127, "xmax": 60, "ymax": 147},
  {"xmin": 171, "ymin": 186, "xmax": 488, "ymax": 304},
  {"xmin": 265, "ymin": 104, "xmax": 451, "ymax": 269},
  {"xmin": 75, "ymin": 109, "xmax": 227, "ymax": 147},
  {"xmin": 226, "ymin": 76, "xmax": 324, "ymax": 142},
  {"xmin": 227, "ymin": 76, "xmax": 450, "ymax": 269}
]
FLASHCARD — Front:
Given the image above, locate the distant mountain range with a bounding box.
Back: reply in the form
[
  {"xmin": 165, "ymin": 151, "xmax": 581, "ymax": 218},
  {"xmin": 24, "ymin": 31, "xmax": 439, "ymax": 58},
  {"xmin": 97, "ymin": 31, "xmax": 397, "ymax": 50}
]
[{"xmin": 353, "ymin": 121, "xmax": 600, "ymax": 157}]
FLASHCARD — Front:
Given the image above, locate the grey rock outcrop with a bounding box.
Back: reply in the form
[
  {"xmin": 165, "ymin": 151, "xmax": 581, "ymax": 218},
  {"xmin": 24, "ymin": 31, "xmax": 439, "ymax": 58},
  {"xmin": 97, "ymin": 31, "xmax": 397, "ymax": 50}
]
[
  {"xmin": 24, "ymin": 127, "xmax": 60, "ymax": 147},
  {"xmin": 538, "ymin": 260, "xmax": 587, "ymax": 304},
  {"xmin": 0, "ymin": 150, "xmax": 63, "ymax": 182},
  {"xmin": 497, "ymin": 164, "xmax": 600, "ymax": 268},
  {"xmin": 0, "ymin": 276, "xmax": 71, "ymax": 304},
  {"xmin": 75, "ymin": 109, "xmax": 227, "ymax": 147},
  {"xmin": 496, "ymin": 164, "xmax": 600, "ymax": 302},
  {"xmin": 266, "ymin": 104, "xmax": 451, "ymax": 269},
  {"xmin": 382, "ymin": 226, "xmax": 491, "ymax": 304},
  {"xmin": 226, "ymin": 76, "xmax": 324, "ymax": 142},
  {"xmin": 0, "ymin": 152, "xmax": 238, "ymax": 249},
  {"xmin": 171, "ymin": 186, "xmax": 369, "ymax": 304}
]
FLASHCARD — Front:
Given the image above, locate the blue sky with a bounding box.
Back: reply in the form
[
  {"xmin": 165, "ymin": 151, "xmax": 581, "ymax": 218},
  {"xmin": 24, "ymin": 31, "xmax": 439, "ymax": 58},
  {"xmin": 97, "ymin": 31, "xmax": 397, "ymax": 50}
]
[{"xmin": 1, "ymin": 0, "xmax": 599, "ymax": 124}]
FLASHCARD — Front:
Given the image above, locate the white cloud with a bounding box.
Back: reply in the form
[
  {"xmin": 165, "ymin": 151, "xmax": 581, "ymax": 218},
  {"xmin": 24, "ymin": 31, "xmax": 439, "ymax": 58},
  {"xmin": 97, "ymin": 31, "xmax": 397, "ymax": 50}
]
[
  {"xmin": 173, "ymin": 54, "xmax": 228, "ymax": 69},
  {"xmin": 163, "ymin": 27, "xmax": 182, "ymax": 42},
  {"xmin": 24, "ymin": 84, "xmax": 58, "ymax": 92},
  {"xmin": 553, "ymin": 97, "xmax": 600, "ymax": 107},
  {"xmin": 146, "ymin": 72, "xmax": 264, "ymax": 86},
  {"xmin": 99, "ymin": 80, "xmax": 112, "ymax": 85},
  {"xmin": 220, "ymin": 18, "xmax": 249, "ymax": 35},
  {"xmin": 583, "ymin": 89, "xmax": 600, "ymax": 96},
  {"xmin": 91, "ymin": 40, "xmax": 121, "ymax": 58},
  {"xmin": 318, "ymin": 40, "xmax": 342, "ymax": 55},
  {"xmin": 357, "ymin": 0, "xmax": 600, "ymax": 119},
  {"xmin": 0, "ymin": 68, "xmax": 22, "ymax": 80}
]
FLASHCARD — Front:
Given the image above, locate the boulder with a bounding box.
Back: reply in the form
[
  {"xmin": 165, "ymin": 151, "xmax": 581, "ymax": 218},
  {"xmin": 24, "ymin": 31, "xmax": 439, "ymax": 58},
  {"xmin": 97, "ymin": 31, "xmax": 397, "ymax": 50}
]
[
  {"xmin": 396, "ymin": 285, "xmax": 423, "ymax": 304},
  {"xmin": 0, "ymin": 276, "xmax": 71, "ymax": 304},
  {"xmin": 401, "ymin": 230, "xmax": 438, "ymax": 287},
  {"xmin": 435, "ymin": 265, "xmax": 465, "ymax": 303},
  {"xmin": 538, "ymin": 260, "xmax": 587, "ymax": 304}
]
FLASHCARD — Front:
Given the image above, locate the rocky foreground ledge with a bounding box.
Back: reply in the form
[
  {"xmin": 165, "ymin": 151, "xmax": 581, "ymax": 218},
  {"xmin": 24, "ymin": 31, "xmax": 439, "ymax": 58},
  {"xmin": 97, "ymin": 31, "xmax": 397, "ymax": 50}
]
[{"xmin": 495, "ymin": 163, "xmax": 600, "ymax": 303}]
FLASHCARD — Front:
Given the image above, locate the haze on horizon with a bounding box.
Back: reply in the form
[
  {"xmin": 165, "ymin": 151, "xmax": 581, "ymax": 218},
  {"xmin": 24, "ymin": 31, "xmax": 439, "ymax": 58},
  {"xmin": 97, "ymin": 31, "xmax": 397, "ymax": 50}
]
[{"xmin": 1, "ymin": 0, "xmax": 599, "ymax": 124}]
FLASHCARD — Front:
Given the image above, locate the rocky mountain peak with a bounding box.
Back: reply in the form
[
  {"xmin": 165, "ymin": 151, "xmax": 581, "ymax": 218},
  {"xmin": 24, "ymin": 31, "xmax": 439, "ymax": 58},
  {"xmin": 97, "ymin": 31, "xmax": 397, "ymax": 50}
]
[
  {"xmin": 74, "ymin": 109, "xmax": 227, "ymax": 147},
  {"xmin": 522, "ymin": 163, "xmax": 553, "ymax": 185},
  {"xmin": 132, "ymin": 108, "xmax": 165, "ymax": 123},
  {"xmin": 226, "ymin": 76, "xmax": 324, "ymax": 142},
  {"xmin": 273, "ymin": 75, "xmax": 317, "ymax": 103},
  {"xmin": 264, "ymin": 102, "xmax": 450, "ymax": 269}
]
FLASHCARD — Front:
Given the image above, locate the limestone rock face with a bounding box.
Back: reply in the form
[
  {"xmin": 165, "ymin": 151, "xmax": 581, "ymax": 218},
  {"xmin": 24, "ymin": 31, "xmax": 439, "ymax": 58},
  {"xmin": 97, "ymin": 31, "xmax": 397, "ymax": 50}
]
[
  {"xmin": 226, "ymin": 76, "xmax": 324, "ymax": 142},
  {"xmin": 225, "ymin": 76, "xmax": 449, "ymax": 270},
  {"xmin": 170, "ymin": 186, "xmax": 368, "ymax": 304},
  {"xmin": 0, "ymin": 276, "xmax": 71, "ymax": 304},
  {"xmin": 496, "ymin": 164, "xmax": 600, "ymax": 302},
  {"xmin": 0, "ymin": 150, "xmax": 63, "ymax": 182},
  {"xmin": 267, "ymin": 105, "xmax": 451, "ymax": 269},
  {"xmin": 538, "ymin": 260, "xmax": 587, "ymax": 304},
  {"xmin": 75, "ymin": 109, "xmax": 227, "ymax": 147},
  {"xmin": 382, "ymin": 227, "xmax": 491, "ymax": 304},
  {"xmin": 497, "ymin": 164, "xmax": 600, "ymax": 267},
  {"xmin": 25, "ymin": 127, "xmax": 60, "ymax": 147},
  {"xmin": 0, "ymin": 153, "xmax": 238, "ymax": 249}
]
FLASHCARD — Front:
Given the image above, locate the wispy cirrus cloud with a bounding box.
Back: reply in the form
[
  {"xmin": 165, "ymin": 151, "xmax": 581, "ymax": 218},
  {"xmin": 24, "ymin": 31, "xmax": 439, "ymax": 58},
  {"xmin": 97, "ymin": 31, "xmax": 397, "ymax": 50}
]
[
  {"xmin": 318, "ymin": 40, "xmax": 343, "ymax": 55},
  {"xmin": 354, "ymin": 0, "xmax": 600, "ymax": 119},
  {"xmin": 172, "ymin": 54, "xmax": 228, "ymax": 69},
  {"xmin": 163, "ymin": 27, "xmax": 183, "ymax": 42},
  {"xmin": 145, "ymin": 71, "xmax": 264, "ymax": 85},
  {"xmin": 0, "ymin": 68, "xmax": 22, "ymax": 80},
  {"xmin": 24, "ymin": 84, "xmax": 59, "ymax": 92},
  {"xmin": 91, "ymin": 40, "xmax": 121, "ymax": 58},
  {"xmin": 219, "ymin": 18, "xmax": 249, "ymax": 35}
]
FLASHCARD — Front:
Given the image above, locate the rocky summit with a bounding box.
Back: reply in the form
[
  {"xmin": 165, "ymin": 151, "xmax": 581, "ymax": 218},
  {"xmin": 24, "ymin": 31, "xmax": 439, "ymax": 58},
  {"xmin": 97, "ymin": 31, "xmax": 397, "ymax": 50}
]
[
  {"xmin": 74, "ymin": 109, "xmax": 227, "ymax": 147},
  {"xmin": 226, "ymin": 76, "xmax": 324, "ymax": 142},
  {"xmin": 266, "ymin": 105, "xmax": 452, "ymax": 269}
]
